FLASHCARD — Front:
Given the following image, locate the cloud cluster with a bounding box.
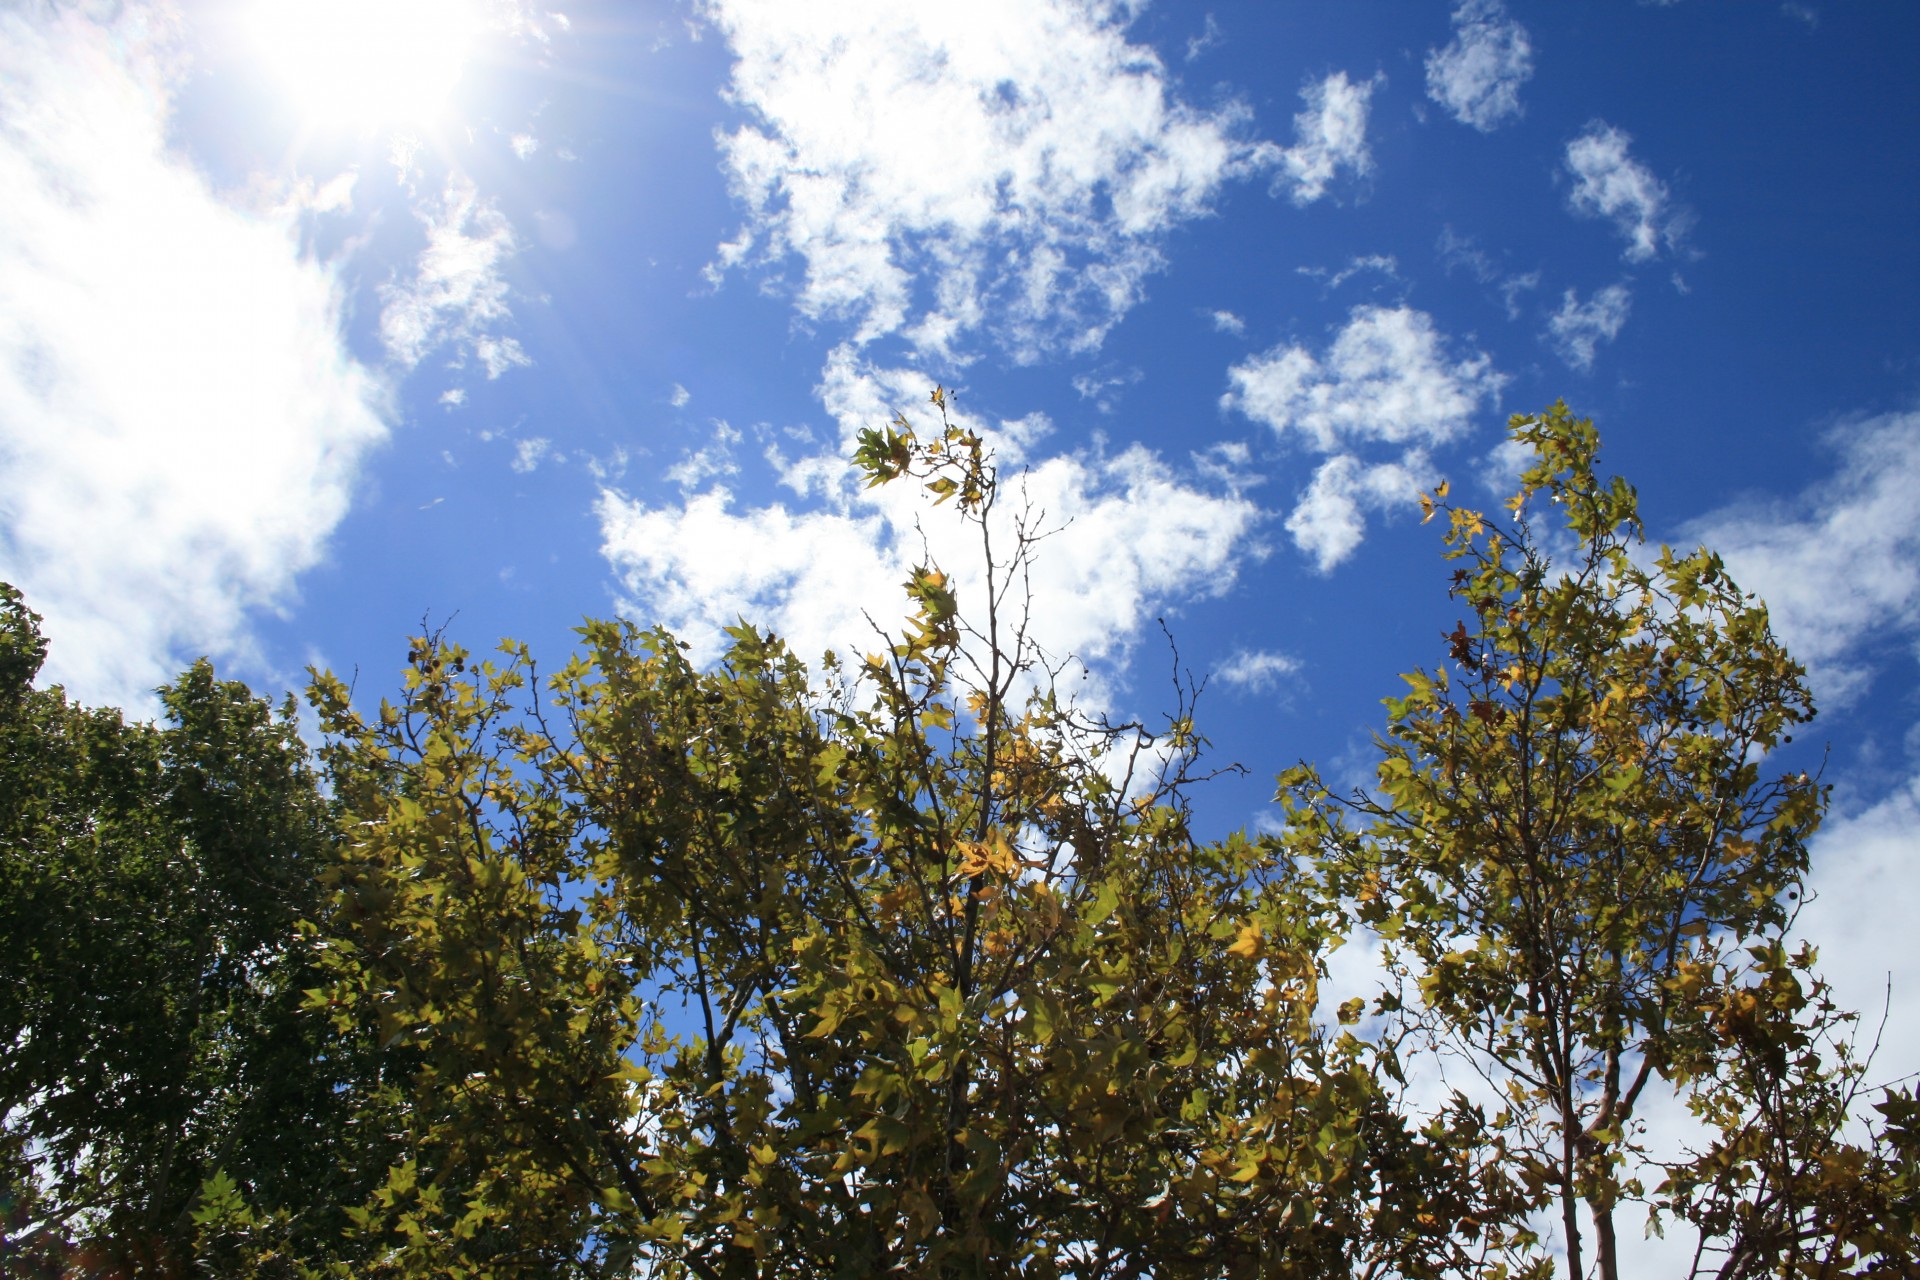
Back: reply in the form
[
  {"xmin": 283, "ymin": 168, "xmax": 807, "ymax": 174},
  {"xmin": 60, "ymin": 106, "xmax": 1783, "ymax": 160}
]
[
  {"xmin": 704, "ymin": 0, "xmax": 1280, "ymax": 362},
  {"xmin": 1564, "ymin": 122, "xmax": 1685, "ymax": 262},
  {"xmin": 0, "ymin": 6, "xmax": 389, "ymax": 708},
  {"xmin": 1223, "ymin": 307, "xmax": 1504, "ymax": 571},
  {"xmin": 600, "ymin": 350, "xmax": 1264, "ymax": 705},
  {"xmin": 1224, "ymin": 307, "xmax": 1501, "ymax": 454},
  {"xmin": 1547, "ymin": 282, "xmax": 1632, "ymax": 371},
  {"xmin": 1275, "ymin": 71, "xmax": 1382, "ymax": 206},
  {"xmin": 1425, "ymin": 0, "xmax": 1535, "ymax": 131}
]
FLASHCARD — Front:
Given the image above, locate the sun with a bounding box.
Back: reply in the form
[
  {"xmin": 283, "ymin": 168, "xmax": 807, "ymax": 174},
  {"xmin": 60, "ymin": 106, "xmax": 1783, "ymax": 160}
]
[{"xmin": 248, "ymin": 0, "xmax": 484, "ymax": 131}]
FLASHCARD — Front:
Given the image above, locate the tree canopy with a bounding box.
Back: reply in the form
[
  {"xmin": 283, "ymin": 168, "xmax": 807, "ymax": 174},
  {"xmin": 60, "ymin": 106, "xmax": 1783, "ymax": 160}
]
[{"xmin": 1, "ymin": 400, "xmax": 1914, "ymax": 1278}]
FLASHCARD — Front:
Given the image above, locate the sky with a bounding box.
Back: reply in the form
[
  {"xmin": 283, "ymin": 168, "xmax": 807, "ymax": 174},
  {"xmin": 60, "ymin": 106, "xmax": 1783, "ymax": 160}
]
[{"xmin": 5, "ymin": 0, "xmax": 1919, "ymax": 1262}]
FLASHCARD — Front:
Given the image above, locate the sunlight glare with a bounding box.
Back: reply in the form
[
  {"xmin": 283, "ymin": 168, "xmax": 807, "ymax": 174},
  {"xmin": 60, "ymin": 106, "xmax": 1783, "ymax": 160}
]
[{"xmin": 249, "ymin": 0, "xmax": 483, "ymax": 130}]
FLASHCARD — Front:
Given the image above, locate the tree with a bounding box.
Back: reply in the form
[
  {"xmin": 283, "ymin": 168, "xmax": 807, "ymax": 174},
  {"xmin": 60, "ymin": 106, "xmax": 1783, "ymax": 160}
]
[
  {"xmin": 0, "ymin": 584, "xmax": 388, "ymax": 1276},
  {"xmin": 8, "ymin": 395, "xmax": 1906, "ymax": 1278},
  {"xmin": 1275, "ymin": 403, "xmax": 1918, "ymax": 1279},
  {"xmin": 302, "ymin": 390, "xmax": 1502, "ymax": 1278}
]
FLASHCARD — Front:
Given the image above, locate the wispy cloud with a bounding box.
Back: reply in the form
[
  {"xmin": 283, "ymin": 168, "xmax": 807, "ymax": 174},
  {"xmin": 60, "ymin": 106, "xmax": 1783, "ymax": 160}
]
[
  {"xmin": 0, "ymin": 6, "xmax": 389, "ymax": 709},
  {"xmin": 1436, "ymin": 225, "xmax": 1540, "ymax": 318},
  {"xmin": 380, "ymin": 174, "xmax": 528, "ymax": 380},
  {"xmin": 1210, "ymin": 309, "xmax": 1247, "ymax": 335},
  {"xmin": 1547, "ymin": 282, "xmax": 1632, "ymax": 371},
  {"xmin": 1685, "ymin": 411, "xmax": 1920, "ymax": 706},
  {"xmin": 511, "ymin": 437, "xmax": 556, "ymax": 473},
  {"xmin": 705, "ymin": 0, "xmax": 1279, "ymax": 362},
  {"xmin": 1564, "ymin": 122, "xmax": 1686, "ymax": 262},
  {"xmin": 1185, "ymin": 13, "xmax": 1223, "ymax": 62},
  {"xmin": 1071, "ymin": 363, "xmax": 1143, "ymax": 414},
  {"xmin": 1426, "ymin": 0, "xmax": 1534, "ymax": 132},
  {"xmin": 1214, "ymin": 647, "xmax": 1300, "ymax": 695},
  {"xmin": 1276, "ymin": 71, "xmax": 1382, "ymax": 206},
  {"xmin": 1298, "ymin": 253, "xmax": 1401, "ymax": 295},
  {"xmin": 663, "ymin": 422, "xmax": 742, "ymax": 492},
  {"xmin": 1223, "ymin": 306, "xmax": 1504, "ymax": 570}
]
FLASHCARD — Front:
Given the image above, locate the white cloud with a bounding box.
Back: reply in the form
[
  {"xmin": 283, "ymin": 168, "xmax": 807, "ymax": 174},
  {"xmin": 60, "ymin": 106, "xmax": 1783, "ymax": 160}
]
[
  {"xmin": 1685, "ymin": 411, "xmax": 1920, "ymax": 706},
  {"xmin": 1499, "ymin": 271, "xmax": 1543, "ymax": 318},
  {"xmin": 1276, "ymin": 71, "xmax": 1381, "ymax": 206},
  {"xmin": 664, "ymin": 422, "xmax": 742, "ymax": 491},
  {"xmin": 1795, "ymin": 775, "xmax": 1920, "ymax": 1097},
  {"xmin": 1224, "ymin": 306, "xmax": 1502, "ymax": 569},
  {"xmin": 600, "ymin": 349, "xmax": 1264, "ymax": 702},
  {"xmin": 704, "ymin": 0, "xmax": 1279, "ymax": 362},
  {"xmin": 474, "ymin": 333, "xmax": 531, "ymax": 379},
  {"xmin": 1070, "ymin": 363, "xmax": 1142, "ymax": 414},
  {"xmin": 1210, "ymin": 309, "xmax": 1246, "ymax": 335},
  {"xmin": 670, "ymin": 382, "xmax": 691, "ymax": 408},
  {"xmin": 1223, "ymin": 305, "xmax": 1504, "ymax": 454},
  {"xmin": 509, "ymin": 132, "xmax": 539, "ymax": 159},
  {"xmin": 1478, "ymin": 435, "xmax": 1537, "ymax": 494},
  {"xmin": 1185, "ymin": 14, "xmax": 1222, "ymax": 62},
  {"xmin": 380, "ymin": 174, "xmax": 527, "ymax": 377},
  {"xmin": 1214, "ymin": 647, "xmax": 1300, "ymax": 694},
  {"xmin": 511, "ymin": 437, "xmax": 555, "ymax": 473},
  {"xmin": 1565, "ymin": 122, "xmax": 1683, "ymax": 262},
  {"xmin": 1286, "ymin": 453, "xmax": 1431, "ymax": 572},
  {"xmin": 1547, "ymin": 282, "xmax": 1632, "ymax": 371},
  {"xmin": 0, "ymin": 6, "xmax": 389, "ymax": 709},
  {"xmin": 1299, "ymin": 253, "xmax": 1400, "ymax": 293},
  {"xmin": 1425, "ymin": 0, "xmax": 1534, "ymax": 132}
]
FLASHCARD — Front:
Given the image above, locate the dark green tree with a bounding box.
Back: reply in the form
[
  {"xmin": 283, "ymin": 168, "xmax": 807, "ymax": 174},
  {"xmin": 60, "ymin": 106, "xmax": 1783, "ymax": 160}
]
[{"xmin": 0, "ymin": 584, "xmax": 387, "ymax": 1276}]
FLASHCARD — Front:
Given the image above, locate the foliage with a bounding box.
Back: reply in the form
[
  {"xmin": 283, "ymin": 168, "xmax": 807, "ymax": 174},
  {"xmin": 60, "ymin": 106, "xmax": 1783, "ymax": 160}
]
[
  {"xmin": 301, "ymin": 389, "xmax": 1501, "ymax": 1278},
  {"xmin": 1275, "ymin": 402, "xmax": 1919, "ymax": 1278},
  {"xmin": 0, "ymin": 584, "xmax": 387, "ymax": 1276},
  {"xmin": 1, "ymin": 397, "xmax": 1913, "ymax": 1279}
]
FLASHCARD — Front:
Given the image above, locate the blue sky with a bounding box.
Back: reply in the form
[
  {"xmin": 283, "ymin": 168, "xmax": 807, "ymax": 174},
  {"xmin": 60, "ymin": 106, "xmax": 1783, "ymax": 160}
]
[{"xmin": 4, "ymin": 0, "xmax": 1919, "ymax": 1258}]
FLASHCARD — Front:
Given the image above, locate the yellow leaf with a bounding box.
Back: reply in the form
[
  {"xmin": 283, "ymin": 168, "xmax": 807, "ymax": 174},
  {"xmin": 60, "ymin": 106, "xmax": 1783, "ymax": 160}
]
[
  {"xmin": 987, "ymin": 828, "xmax": 1017, "ymax": 875},
  {"xmin": 1435, "ymin": 479, "xmax": 1450, "ymax": 499},
  {"xmin": 955, "ymin": 830, "xmax": 1017, "ymax": 880},
  {"xmin": 1451, "ymin": 508, "xmax": 1485, "ymax": 538},
  {"xmin": 1227, "ymin": 921, "xmax": 1264, "ymax": 960}
]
